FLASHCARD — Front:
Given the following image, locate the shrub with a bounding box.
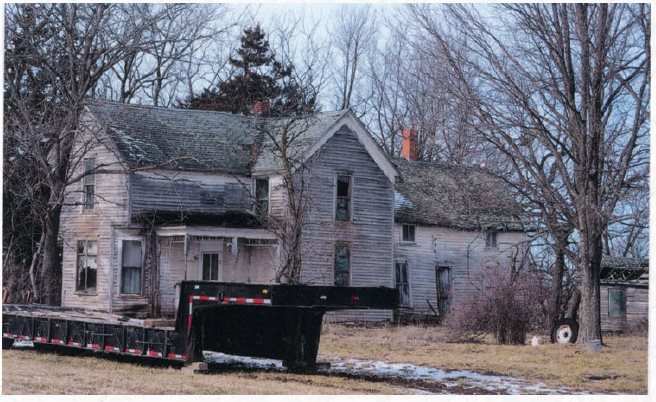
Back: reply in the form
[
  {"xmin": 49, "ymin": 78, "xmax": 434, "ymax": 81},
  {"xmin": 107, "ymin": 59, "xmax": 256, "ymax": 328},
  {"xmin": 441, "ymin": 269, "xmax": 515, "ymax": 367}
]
[{"xmin": 444, "ymin": 267, "xmax": 546, "ymax": 344}]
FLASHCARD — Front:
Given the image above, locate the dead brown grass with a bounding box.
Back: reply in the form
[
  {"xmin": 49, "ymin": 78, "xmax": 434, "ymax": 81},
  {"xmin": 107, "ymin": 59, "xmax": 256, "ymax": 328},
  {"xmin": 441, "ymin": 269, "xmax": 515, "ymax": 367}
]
[
  {"xmin": 319, "ymin": 323, "xmax": 648, "ymax": 394},
  {"xmin": 1, "ymin": 349, "xmax": 409, "ymax": 395}
]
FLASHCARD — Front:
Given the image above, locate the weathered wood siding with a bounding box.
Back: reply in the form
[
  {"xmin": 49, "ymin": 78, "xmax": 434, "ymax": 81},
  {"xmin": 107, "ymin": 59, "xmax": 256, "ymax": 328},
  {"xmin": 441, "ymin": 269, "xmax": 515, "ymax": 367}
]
[
  {"xmin": 299, "ymin": 125, "xmax": 395, "ymax": 322},
  {"xmin": 600, "ymin": 285, "xmax": 648, "ymax": 332},
  {"xmin": 394, "ymin": 224, "xmax": 528, "ymax": 317},
  {"xmin": 60, "ymin": 124, "xmax": 131, "ymax": 311},
  {"xmin": 130, "ymin": 170, "xmax": 252, "ymax": 216}
]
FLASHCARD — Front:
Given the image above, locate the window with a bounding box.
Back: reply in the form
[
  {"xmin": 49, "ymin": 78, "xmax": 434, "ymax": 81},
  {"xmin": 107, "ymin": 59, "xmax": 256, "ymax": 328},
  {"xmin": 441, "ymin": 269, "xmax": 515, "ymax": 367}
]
[
  {"xmin": 395, "ymin": 261, "xmax": 410, "ymax": 306},
  {"xmin": 402, "ymin": 224, "xmax": 416, "ymax": 243},
  {"xmin": 485, "ymin": 229, "xmax": 497, "ymax": 248},
  {"xmin": 202, "ymin": 253, "xmax": 219, "ymax": 281},
  {"xmin": 608, "ymin": 289, "xmax": 626, "ymax": 318},
  {"xmin": 121, "ymin": 240, "xmax": 142, "ymax": 294},
  {"xmin": 77, "ymin": 240, "xmax": 97, "ymax": 292},
  {"xmin": 334, "ymin": 244, "xmax": 350, "ymax": 286},
  {"xmin": 255, "ymin": 178, "xmax": 269, "ymax": 215},
  {"xmin": 335, "ymin": 175, "xmax": 351, "ymax": 221},
  {"xmin": 83, "ymin": 159, "xmax": 96, "ymax": 209}
]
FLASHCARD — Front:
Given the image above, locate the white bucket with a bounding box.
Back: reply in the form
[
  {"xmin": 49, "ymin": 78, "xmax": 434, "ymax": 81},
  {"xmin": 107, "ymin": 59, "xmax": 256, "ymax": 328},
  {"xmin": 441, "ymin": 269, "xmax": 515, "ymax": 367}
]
[{"xmin": 586, "ymin": 339, "xmax": 602, "ymax": 353}]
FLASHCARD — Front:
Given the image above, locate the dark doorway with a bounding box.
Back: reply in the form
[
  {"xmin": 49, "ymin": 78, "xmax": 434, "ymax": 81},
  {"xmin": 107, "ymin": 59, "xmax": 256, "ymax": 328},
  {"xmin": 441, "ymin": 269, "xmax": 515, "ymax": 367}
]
[{"xmin": 435, "ymin": 266, "xmax": 451, "ymax": 316}]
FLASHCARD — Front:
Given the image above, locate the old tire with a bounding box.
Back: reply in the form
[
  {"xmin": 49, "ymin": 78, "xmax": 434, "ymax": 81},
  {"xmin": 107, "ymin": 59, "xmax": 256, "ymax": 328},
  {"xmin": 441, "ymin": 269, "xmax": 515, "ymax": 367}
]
[
  {"xmin": 2, "ymin": 337, "xmax": 14, "ymax": 350},
  {"xmin": 550, "ymin": 318, "xmax": 579, "ymax": 344}
]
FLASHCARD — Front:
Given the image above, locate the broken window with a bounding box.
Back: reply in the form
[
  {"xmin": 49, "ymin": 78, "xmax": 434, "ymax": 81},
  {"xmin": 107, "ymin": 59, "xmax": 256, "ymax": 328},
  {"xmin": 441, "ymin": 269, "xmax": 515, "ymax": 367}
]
[
  {"xmin": 395, "ymin": 261, "xmax": 410, "ymax": 306},
  {"xmin": 485, "ymin": 229, "xmax": 497, "ymax": 248},
  {"xmin": 334, "ymin": 244, "xmax": 350, "ymax": 286},
  {"xmin": 83, "ymin": 159, "xmax": 96, "ymax": 209},
  {"xmin": 335, "ymin": 175, "xmax": 351, "ymax": 221},
  {"xmin": 608, "ymin": 288, "xmax": 626, "ymax": 318},
  {"xmin": 77, "ymin": 240, "xmax": 97, "ymax": 292},
  {"xmin": 121, "ymin": 240, "xmax": 142, "ymax": 294},
  {"xmin": 255, "ymin": 178, "xmax": 269, "ymax": 215},
  {"xmin": 402, "ymin": 224, "xmax": 416, "ymax": 243},
  {"xmin": 202, "ymin": 253, "xmax": 219, "ymax": 281}
]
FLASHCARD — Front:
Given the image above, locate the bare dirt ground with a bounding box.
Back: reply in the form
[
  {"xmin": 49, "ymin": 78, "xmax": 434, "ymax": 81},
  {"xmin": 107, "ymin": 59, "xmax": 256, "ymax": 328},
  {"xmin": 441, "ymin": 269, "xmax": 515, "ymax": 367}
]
[{"xmin": 1, "ymin": 324, "xmax": 648, "ymax": 395}]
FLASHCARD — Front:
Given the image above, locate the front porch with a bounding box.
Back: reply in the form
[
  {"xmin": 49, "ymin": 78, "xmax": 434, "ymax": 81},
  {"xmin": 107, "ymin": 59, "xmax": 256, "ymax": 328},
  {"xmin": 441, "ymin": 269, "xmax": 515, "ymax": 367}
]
[{"xmin": 155, "ymin": 226, "xmax": 278, "ymax": 317}]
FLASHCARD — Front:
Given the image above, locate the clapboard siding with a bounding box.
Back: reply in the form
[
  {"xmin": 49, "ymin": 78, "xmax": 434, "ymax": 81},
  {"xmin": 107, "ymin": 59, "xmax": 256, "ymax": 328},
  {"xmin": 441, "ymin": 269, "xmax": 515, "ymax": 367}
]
[
  {"xmin": 600, "ymin": 285, "xmax": 648, "ymax": 332},
  {"xmin": 130, "ymin": 170, "xmax": 252, "ymax": 215},
  {"xmin": 394, "ymin": 224, "xmax": 527, "ymax": 317},
  {"xmin": 60, "ymin": 127, "xmax": 130, "ymax": 311},
  {"xmin": 300, "ymin": 126, "xmax": 395, "ymax": 322}
]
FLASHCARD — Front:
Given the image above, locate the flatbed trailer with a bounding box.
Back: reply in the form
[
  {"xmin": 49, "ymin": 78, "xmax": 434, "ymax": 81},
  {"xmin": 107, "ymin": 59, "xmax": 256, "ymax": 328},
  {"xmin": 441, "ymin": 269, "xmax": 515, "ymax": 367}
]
[{"xmin": 2, "ymin": 281, "xmax": 397, "ymax": 368}]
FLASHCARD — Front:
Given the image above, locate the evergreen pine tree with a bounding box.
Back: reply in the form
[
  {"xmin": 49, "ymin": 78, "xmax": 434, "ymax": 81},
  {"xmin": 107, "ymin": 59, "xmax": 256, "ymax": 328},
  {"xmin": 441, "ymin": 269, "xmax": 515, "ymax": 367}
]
[{"xmin": 181, "ymin": 25, "xmax": 316, "ymax": 116}]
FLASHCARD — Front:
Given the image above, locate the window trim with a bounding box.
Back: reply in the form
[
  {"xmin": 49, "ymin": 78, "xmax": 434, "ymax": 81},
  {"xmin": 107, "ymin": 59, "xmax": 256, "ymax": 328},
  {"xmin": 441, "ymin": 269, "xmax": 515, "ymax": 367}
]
[
  {"xmin": 401, "ymin": 224, "xmax": 416, "ymax": 244},
  {"xmin": 76, "ymin": 240, "xmax": 98, "ymax": 294},
  {"xmin": 333, "ymin": 243, "xmax": 351, "ymax": 286},
  {"xmin": 334, "ymin": 173, "xmax": 353, "ymax": 222},
  {"xmin": 82, "ymin": 159, "xmax": 96, "ymax": 211},
  {"xmin": 119, "ymin": 239, "xmax": 144, "ymax": 296},
  {"xmin": 253, "ymin": 177, "xmax": 270, "ymax": 215}
]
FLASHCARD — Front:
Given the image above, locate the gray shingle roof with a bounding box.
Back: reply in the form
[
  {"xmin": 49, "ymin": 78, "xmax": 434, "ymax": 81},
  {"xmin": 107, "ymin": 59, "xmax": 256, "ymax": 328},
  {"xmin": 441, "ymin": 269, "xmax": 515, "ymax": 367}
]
[
  {"xmin": 85, "ymin": 100, "xmax": 346, "ymax": 175},
  {"xmin": 392, "ymin": 157, "xmax": 526, "ymax": 230}
]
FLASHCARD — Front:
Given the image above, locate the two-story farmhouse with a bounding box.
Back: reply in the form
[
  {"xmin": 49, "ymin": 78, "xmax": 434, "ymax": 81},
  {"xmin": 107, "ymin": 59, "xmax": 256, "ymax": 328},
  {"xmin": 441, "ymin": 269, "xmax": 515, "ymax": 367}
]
[
  {"xmin": 60, "ymin": 100, "xmax": 397, "ymax": 321},
  {"xmin": 59, "ymin": 100, "xmax": 526, "ymax": 323}
]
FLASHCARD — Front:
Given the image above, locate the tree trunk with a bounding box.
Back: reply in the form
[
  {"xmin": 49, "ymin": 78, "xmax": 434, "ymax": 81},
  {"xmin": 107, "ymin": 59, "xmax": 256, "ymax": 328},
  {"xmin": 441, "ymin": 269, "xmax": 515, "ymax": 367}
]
[
  {"xmin": 548, "ymin": 246, "xmax": 565, "ymax": 329},
  {"xmin": 576, "ymin": 236, "xmax": 603, "ymax": 344},
  {"xmin": 40, "ymin": 205, "xmax": 62, "ymax": 306}
]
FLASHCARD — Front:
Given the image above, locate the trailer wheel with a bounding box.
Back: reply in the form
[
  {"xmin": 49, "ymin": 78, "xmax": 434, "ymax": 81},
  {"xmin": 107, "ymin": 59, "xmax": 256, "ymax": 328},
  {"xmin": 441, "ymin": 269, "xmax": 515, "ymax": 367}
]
[
  {"xmin": 2, "ymin": 337, "xmax": 14, "ymax": 350},
  {"xmin": 550, "ymin": 318, "xmax": 578, "ymax": 344}
]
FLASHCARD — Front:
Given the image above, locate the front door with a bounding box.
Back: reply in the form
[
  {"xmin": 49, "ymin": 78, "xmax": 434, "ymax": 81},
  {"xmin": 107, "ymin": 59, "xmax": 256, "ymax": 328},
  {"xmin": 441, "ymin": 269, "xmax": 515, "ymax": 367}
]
[{"xmin": 435, "ymin": 266, "xmax": 451, "ymax": 316}]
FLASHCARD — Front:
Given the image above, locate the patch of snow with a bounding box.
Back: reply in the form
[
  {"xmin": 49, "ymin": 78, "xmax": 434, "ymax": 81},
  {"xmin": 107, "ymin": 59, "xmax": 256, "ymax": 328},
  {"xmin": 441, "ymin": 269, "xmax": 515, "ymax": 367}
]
[
  {"xmin": 395, "ymin": 191, "xmax": 414, "ymax": 209},
  {"xmin": 202, "ymin": 351, "xmax": 591, "ymax": 395}
]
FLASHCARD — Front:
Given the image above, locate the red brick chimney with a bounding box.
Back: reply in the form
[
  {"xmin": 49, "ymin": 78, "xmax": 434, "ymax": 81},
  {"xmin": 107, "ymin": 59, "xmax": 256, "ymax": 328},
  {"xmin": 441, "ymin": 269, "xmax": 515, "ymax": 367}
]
[
  {"xmin": 251, "ymin": 99, "xmax": 270, "ymax": 117},
  {"xmin": 401, "ymin": 128, "xmax": 419, "ymax": 160}
]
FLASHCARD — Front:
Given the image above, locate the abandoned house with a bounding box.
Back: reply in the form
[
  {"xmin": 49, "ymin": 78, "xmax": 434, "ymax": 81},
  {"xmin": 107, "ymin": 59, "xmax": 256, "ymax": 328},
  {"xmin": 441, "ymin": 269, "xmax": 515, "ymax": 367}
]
[
  {"xmin": 392, "ymin": 130, "xmax": 528, "ymax": 320},
  {"xmin": 599, "ymin": 256, "xmax": 648, "ymax": 332},
  {"xmin": 59, "ymin": 100, "xmax": 527, "ymax": 322}
]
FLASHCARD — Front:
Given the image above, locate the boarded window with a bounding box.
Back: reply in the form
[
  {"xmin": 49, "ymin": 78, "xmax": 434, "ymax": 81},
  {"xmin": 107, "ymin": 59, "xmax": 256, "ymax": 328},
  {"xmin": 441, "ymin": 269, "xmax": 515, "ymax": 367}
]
[
  {"xmin": 334, "ymin": 244, "xmax": 350, "ymax": 286},
  {"xmin": 202, "ymin": 253, "xmax": 219, "ymax": 281},
  {"xmin": 255, "ymin": 178, "xmax": 269, "ymax": 214},
  {"xmin": 608, "ymin": 288, "xmax": 626, "ymax": 318},
  {"xmin": 83, "ymin": 159, "xmax": 96, "ymax": 209},
  {"xmin": 395, "ymin": 261, "xmax": 411, "ymax": 306},
  {"xmin": 77, "ymin": 240, "xmax": 97, "ymax": 292},
  {"xmin": 121, "ymin": 240, "xmax": 142, "ymax": 294},
  {"xmin": 402, "ymin": 224, "xmax": 415, "ymax": 242},
  {"xmin": 435, "ymin": 266, "xmax": 452, "ymax": 315},
  {"xmin": 485, "ymin": 229, "xmax": 497, "ymax": 248},
  {"xmin": 335, "ymin": 175, "xmax": 351, "ymax": 221}
]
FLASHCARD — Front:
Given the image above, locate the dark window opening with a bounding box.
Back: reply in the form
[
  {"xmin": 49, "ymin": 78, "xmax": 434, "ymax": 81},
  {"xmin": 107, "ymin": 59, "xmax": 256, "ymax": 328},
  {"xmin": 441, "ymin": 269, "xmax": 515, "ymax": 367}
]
[
  {"xmin": 402, "ymin": 224, "xmax": 416, "ymax": 243},
  {"xmin": 121, "ymin": 240, "xmax": 142, "ymax": 294},
  {"xmin": 395, "ymin": 261, "xmax": 410, "ymax": 306},
  {"xmin": 436, "ymin": 266, "xmax": 452, "ymax": 315},
  {"xmin": 77, "ymin": 240, "xmax": 97, "ymax": 292},
  {"xmin": 334, "ymin": 244, "xmax": 350, "ymax": 286},
  {"xmin": 608, "ymin": 288, "xmax": 626, "ymax": 318},
  {"xmin": 202, "ymin": 253, "xmax": 219, "ymax": 281},
  {"xmin": 255, "ymin": 178, "xmax": 269, "ymax": 215},
  {"xmin": 335, "ymin": 175, "xmax": 351, "ymax": 221},
  {"xmin": 83, "ymin": 159, "xmax": 96, "ymax": 209},
  {"xmin": 485, "ymin": 229, "xmax": 497, "ymax": 248}
]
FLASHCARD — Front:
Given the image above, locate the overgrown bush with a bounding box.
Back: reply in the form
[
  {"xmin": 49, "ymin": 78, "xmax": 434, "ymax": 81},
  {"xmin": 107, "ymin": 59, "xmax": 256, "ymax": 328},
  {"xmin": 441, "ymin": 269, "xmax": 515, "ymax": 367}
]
[{"xmin": 444, "ymin": 267, "xmax": 547, "ymax": 344}]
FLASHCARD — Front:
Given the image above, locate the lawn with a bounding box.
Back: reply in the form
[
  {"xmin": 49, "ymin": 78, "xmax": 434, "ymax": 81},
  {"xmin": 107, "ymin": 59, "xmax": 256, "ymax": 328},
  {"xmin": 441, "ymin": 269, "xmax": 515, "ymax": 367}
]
[{"xmin": 1, "ymin": 323, "xmax": 648, "ymax": 394}]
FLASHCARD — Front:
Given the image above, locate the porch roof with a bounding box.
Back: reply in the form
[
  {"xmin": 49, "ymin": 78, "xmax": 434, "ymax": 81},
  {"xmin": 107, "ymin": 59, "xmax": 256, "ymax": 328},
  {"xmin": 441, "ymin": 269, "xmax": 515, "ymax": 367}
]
[{"xmin": 155, "ymin": 226, "xmax": 276, "ymax": 240}]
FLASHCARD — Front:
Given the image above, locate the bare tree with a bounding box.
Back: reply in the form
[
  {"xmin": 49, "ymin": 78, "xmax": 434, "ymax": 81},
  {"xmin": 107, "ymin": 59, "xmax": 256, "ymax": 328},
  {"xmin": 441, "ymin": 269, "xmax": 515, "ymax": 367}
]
[
  {"xmin": 329, "ymin": 5, "xmax": 378, "ymax": 110},
  {"xmin": 3, "ymin": 4, "xmax": 166, "ymax": 304},
  {"xmin": 410, "ymin": 3, "xmax": 649, "ymax": 343}
]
